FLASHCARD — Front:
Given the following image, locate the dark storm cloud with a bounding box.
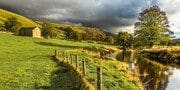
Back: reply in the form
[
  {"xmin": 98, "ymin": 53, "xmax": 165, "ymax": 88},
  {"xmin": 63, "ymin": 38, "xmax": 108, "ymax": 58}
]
[{"xmin": 0, "ymin": 0, "xmax": 158, "ymax": 33}]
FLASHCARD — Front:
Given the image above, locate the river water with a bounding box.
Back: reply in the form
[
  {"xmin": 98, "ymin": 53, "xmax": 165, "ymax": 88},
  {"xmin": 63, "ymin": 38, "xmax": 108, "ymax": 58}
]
[
  {"xmin": 126, "ymin": 50, "xmax": 180, "ymax": 90},
  {"xmin": 166, "ymin": 68, "xmax": 180, "ymax": 90}
]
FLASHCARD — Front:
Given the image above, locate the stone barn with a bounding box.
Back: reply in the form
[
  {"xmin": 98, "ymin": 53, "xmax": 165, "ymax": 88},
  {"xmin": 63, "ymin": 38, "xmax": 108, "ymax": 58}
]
[{"xmin": 19, "ymin": 27, "xmax": 41, "ymax": 38}]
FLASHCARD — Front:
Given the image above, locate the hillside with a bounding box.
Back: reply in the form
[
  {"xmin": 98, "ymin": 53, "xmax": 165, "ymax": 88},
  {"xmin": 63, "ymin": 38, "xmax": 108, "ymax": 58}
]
[
  {"xmin": 0, "ymin": 9, "xmax": 39, "ymax": 27},
  {"xmin": 0, "ymin": 8, "xmax": 116, "ymax": 43},
  {"xmin": 0, "ymin": 33, "xmax": 142, "ymax": 89}
]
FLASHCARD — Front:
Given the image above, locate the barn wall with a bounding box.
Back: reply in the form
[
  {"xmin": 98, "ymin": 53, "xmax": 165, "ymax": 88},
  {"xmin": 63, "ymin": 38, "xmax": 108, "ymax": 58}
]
[
  {"xmin": 32, "ymin": 27, "xmax": 41, "ymax": 38},
  {"xmin": 19, "ymin": 29, "xmax": 32, "ymax": 36}
]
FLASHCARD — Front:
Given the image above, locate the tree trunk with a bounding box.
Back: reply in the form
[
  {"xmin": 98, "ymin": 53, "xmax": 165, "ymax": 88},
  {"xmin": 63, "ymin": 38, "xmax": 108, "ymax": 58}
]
[{"xmin": 122, "ymin": 46, "xmax": 126, "ymax": 61}]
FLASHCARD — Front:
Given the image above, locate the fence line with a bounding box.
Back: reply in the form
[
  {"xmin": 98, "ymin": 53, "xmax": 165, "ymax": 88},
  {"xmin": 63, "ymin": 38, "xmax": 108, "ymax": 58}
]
[{"xmin": 54, "ymin": 50, "xmax": 102, "ymax": 90}]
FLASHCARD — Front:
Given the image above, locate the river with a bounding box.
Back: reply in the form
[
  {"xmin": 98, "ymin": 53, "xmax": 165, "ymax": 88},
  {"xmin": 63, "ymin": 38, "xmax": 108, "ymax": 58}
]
[
  {"xmin": 125, "ymin": 50, "xmax": 180, "ymax": 90},
  {"xmin": 166, "ymin": 68, "xmax": 180, "ymax": 90}
]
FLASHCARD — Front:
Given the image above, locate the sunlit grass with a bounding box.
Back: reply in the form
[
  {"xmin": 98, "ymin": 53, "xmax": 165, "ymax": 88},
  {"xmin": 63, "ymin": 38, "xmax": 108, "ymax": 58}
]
[
  {"xmin": 0, "ymin": 33, "xmax": 142, "ymax": 89},
  {"xmin": 58, "ymin": 49, "xmax": 143, "ymax": 89},
  {"xmin": 147, "ymin": 46, "xmax": 180, "ymax": 51}
]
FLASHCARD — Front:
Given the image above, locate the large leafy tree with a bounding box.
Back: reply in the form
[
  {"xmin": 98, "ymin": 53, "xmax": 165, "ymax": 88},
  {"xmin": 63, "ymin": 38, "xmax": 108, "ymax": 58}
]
[
  {"xmin": 117, "ymin": 31, "xmax": 133, "ymax": 60},
  {"xmin": 134, "ymin": 5, "xmax": 174, "ymax": 48}
]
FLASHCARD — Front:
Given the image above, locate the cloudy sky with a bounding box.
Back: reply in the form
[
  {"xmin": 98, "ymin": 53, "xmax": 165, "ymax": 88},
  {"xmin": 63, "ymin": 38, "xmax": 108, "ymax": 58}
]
[{"xmin": 0, "ymin": 0, "xmax": 179, "ymax": 38}]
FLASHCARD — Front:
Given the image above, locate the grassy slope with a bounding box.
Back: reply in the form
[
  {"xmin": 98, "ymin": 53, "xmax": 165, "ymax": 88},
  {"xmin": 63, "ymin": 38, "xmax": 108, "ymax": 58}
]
[
  {"xmin": 0, "ymin": 33, "xmax": 58, "ymax": 89},
  {"xmin": 0, "ymin": 9, "xmax": 39, "ymax": 27},
  {"xmin": 0, "ymin": 33, "xmax": 142, "ymax": 89}
]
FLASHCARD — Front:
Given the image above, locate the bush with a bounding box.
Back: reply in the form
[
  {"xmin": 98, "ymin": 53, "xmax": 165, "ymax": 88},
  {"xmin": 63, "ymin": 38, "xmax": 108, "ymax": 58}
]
[
  {"xmin": 64, "ymin": 27, "xmax": 83, "ymax": 41},
  {"xmin": 106, "ymin": 35, "xmax": 115, "ymax": 45},
  {"xmin": 41, "ymin": 22, "xmax": 58, "ymax": 38},
  {"xmin": 0, "ymin": 26, "xmax": 6, "ymax": 32},
  {"xmin": 4, "ymin": 17, "xmax": 22, "ymax": 34}
]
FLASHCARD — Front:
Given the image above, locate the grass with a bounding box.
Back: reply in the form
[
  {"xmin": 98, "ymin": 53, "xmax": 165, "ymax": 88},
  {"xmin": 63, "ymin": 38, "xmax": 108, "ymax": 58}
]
[
  {"xmin": 0, "ymin": 33, "xmax": 58, "ymax": 89},
  {"xmin": 0, "ymin": 33, "xmax": 142, "ymax": 89},
  {"xmin": 146, "ymin": 46, "xmax": 180, "ymax": 51},
  {"xmin": 57, "ymin": 50, "xmax": 143, "ymax": 89},
  {"xmin": 144, "ymin": 46, "xmax": 180, "ymax": 60}
]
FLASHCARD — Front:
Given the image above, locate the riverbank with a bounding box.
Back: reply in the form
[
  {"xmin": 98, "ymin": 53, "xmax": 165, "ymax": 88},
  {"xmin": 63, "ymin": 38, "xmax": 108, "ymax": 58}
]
[{"xmin": 141, "ymin": 46, "xmax": 180, "ymax": 65}]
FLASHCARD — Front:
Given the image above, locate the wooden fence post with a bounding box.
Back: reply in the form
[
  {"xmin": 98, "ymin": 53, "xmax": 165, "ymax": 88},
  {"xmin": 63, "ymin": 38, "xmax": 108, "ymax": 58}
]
[
  {"xmin": 68, "ymin": 54, "xmax": 71, "ymax": 63},
  {"xmin": 66, "ymin": 52, "xmax": 69, "ymax": 63},
  {"xmin": 82, "ymin": 59, "xmax": 86, "ymax": 76},
  {"xmin": 55, "ymin": 50, "xmax": 58, "ymax": 57},
  {"xmin": 97, "ymin": 66, "xmax": 102, "ymax": 90},
  {"xmin": 64, "ymin": 51, "xmax": 67, "ymax": 61},
  {"xmin": 70, "ymin": 54, "xmax": 73, "ymax": 64},
  {"xmin": 62, "ymin": 51, "xmax": 65, "ymax": 61},
  {"xmin": 75, "ymin": 55, "xmax": 78, "ymax": 69}
]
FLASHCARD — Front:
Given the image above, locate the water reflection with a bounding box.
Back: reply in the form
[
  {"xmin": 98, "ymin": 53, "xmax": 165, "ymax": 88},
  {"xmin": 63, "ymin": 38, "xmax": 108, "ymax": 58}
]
[
  {"xmin": 164, "ymin": 67, "xmax": 175, "ymax": 76},
  {"xmin": 118, "ymin": 50, "xmax": 180, "ymax": 90},
  {"xmin": 134, "ymin": 55, "xmax": 180, "ymax": 90},
  {"xmin": 135, "ymin": 56, "xmax": 170, "ymax": 90},
  {"xmin": 166, "ymin": 68, "xmax": 180, "ymax": 90}
]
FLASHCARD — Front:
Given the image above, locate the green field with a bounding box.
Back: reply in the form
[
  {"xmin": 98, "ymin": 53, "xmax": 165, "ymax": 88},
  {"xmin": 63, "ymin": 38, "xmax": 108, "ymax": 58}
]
[{"xmin": 0, "ymin": 33, "xmax": 142, "ymax": 89}]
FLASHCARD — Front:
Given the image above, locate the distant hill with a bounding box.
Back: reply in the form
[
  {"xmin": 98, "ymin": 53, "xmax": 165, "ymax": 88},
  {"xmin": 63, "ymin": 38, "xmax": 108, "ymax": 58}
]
[
  {"xmin": 174, "ymin": 38, "xmax": 180, "ymax": 45},
  {"xmin": 36, "ymin": 20, "xmax": 115, "ymax": 42},
  {"xmin": 0, "ymin": 8, "xmax": 115, "ymax": 43},
  {"xmin": 0, "ymin": 9, "xmax": 39, "ymax": 27}
]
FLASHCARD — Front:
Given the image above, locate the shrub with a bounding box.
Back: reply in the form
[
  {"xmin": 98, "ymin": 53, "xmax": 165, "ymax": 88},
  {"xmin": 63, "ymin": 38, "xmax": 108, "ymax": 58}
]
[{"xmin": 41, "ymin": 22, "xmax": 58, "ymax": 38}]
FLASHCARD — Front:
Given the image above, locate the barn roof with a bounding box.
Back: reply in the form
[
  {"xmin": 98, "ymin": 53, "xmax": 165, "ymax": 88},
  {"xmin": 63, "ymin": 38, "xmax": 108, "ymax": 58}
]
[{"xmin": 19, "ymin": 27, "xmax": 38, "ymax": 31}]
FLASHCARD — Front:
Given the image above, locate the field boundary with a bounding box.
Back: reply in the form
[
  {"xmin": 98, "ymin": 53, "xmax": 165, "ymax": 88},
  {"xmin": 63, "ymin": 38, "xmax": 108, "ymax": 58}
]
[{"xmin": 53, "ymin": 50, "xmax": 95, "ymax": 90}]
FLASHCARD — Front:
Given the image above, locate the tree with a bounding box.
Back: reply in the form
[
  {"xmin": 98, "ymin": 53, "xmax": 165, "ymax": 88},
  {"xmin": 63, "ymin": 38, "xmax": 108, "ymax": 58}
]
[
  {"xmin": 42, "ymin": 22, "xmax": 58, "ymax": 38},
  {"xmin": 117, "ymin": 31, "xmax": 133, "ymax": 60},
  {"xmin": 64, "ymin": 27, "xmax": 83, "ymax": 41},
  {"xmin": 134, "ymin": 5, "xmax": 174, "ymax": 48},
  {"xmin": 106, "ymin": 35, "xmax": 115, "ymax": 45},
  {"xmin": 4, "ymin": 17, "xmax": 22, "ymax": 35},
  {"xmin": 95, "ymin": 30, "xmax": 106, "ymax": 41}
]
